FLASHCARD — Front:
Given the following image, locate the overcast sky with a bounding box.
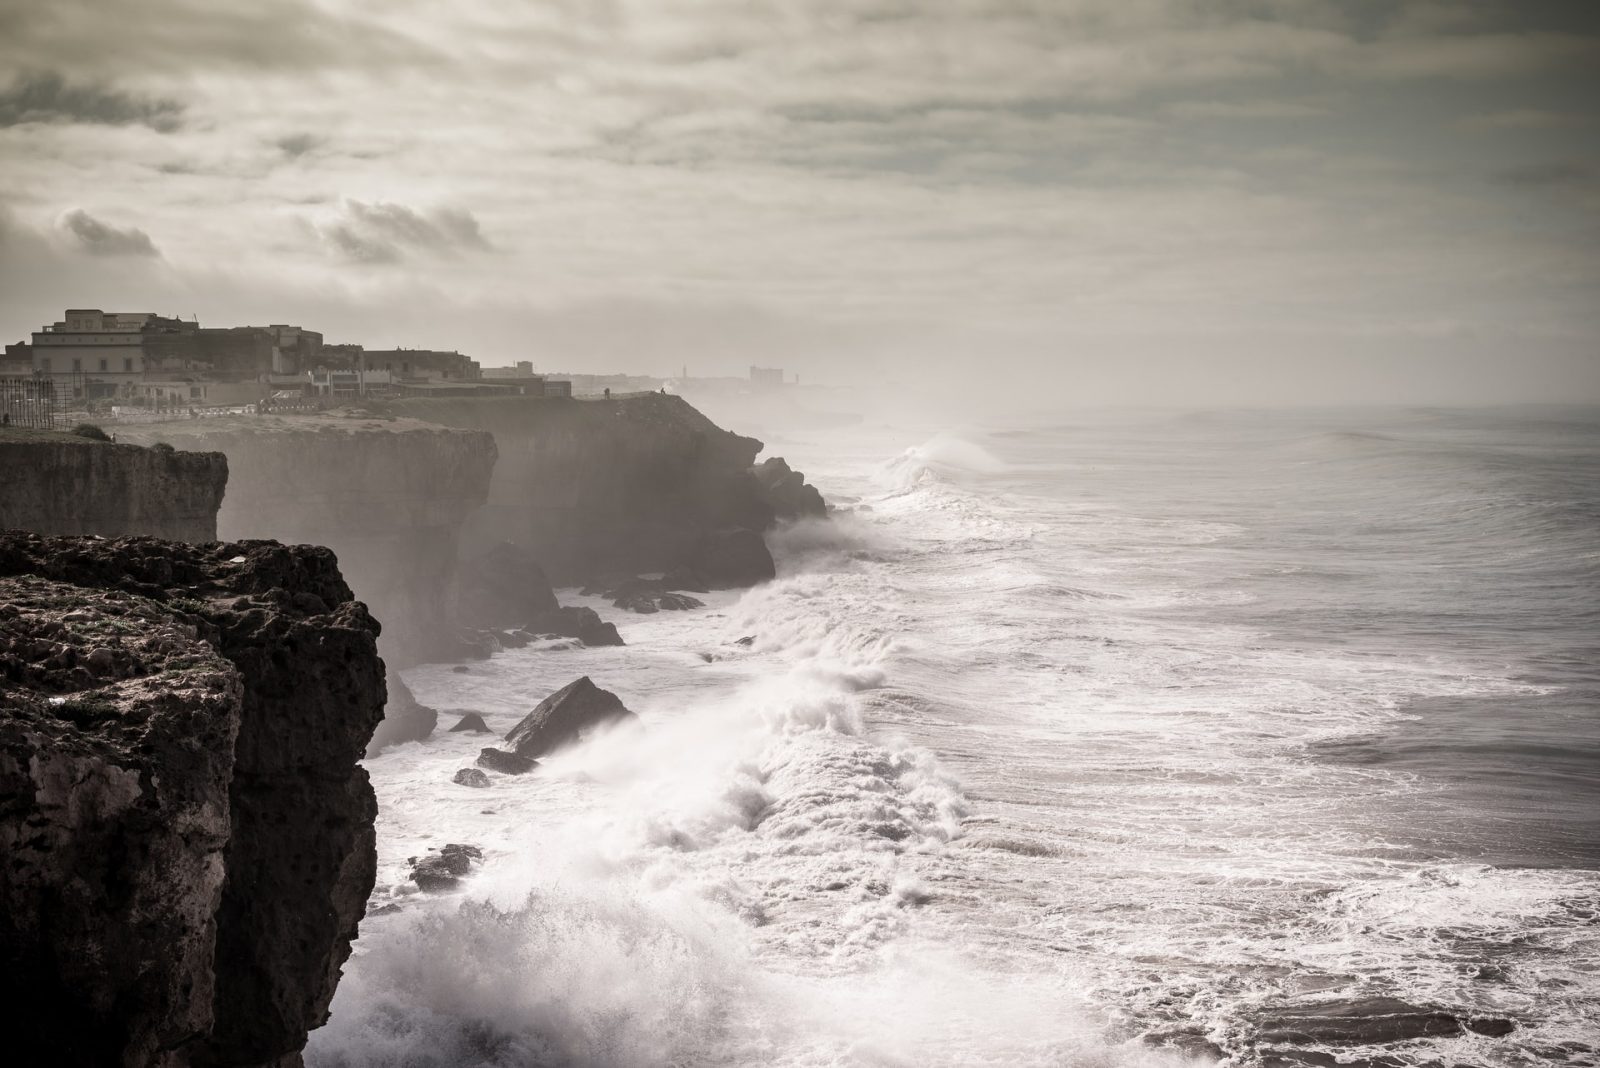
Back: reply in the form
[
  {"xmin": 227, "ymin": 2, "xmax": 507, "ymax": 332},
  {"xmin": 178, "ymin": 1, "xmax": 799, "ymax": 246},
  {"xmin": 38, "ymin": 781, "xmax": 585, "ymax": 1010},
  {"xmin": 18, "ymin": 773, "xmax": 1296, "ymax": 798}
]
[{"xmin": 1, "ymin": 0, "xmax": 1597, "ymax": 403}]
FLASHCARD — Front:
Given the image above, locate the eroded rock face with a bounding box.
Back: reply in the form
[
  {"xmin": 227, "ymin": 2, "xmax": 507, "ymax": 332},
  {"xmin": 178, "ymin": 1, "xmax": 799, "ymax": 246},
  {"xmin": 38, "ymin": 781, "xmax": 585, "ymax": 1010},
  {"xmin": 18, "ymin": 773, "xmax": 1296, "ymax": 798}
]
[
  {"xmin": 456, "ymin": 541, "xmax": 558, "ymax": 628},
  {"xmin": 386, "ymin": 394, "xmax": 806, "ymax": 586},
  {"xmin": 505, "ymin": 676, "xmax": 637, "ymax": 759},
  {"xmin": 751, "ymin": 456, "xmax": 826, "ymax": 521},
  {"xmin": 118, "ymin": 414, "xmax": 497, "ymax": 666},
  {"xmin": 365, "ymin": 674, "xmax": 438, "ymax": 756},
  {"xmin": 0, "ymin": 532, "xmax": 384, "ymax": 1068},
  {"xmin": 0, "ymin": 428, "xmax": 227, "ymax": 541}
]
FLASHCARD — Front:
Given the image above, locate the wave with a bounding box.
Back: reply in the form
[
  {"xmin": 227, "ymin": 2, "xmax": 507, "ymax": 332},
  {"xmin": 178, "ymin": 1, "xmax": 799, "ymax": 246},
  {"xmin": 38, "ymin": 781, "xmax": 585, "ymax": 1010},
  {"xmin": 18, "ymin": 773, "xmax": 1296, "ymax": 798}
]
[{"xmin": 877, "ymin": 434, "xmax": 1009, "ymax": 492}]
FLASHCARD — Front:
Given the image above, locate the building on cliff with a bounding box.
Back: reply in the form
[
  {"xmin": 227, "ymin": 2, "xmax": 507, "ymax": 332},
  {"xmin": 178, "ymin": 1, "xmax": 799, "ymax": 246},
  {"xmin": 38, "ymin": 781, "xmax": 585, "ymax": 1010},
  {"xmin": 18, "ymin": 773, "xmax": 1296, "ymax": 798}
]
[{"xmin": 20, "ymin": 310, "xmax": 324, "ymax": 406}]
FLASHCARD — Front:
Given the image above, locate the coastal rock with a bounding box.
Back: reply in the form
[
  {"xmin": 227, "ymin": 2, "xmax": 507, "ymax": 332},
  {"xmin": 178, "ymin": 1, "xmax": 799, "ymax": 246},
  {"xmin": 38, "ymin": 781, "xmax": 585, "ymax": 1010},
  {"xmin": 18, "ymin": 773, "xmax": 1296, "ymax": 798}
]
[
  {"xmin": 750, "ymin": 456, "xmax": 827, "ymax": 521},
  {"xmin": 693, "ymin": 527, "xmax": 776, "ymax": 587},
  {"xmin": 477, "ymin": 748, "xmax": 538, "ymax": 775},
  {"xmin": 613, "ymin": 591, "xmax": 660, "ymax": 614},
  {"xmin": 448, "ymin": 712, "xmax": 493, "ymax": 733},
  {"xmin": 657, "ymin": 592, "xmax": 704, "ymax": 611},
  {"xmin": 0, "ymin": 532, "xmax": 383, "ymax": 1068},
  {"xmin": 386, "ymin": 393, "xmax": 800, "ymax": 586},
  {"xmin": 366, "ymin": 675, "xmax": 439, "ymax": 756},
  {"xmin": 0, "ymin": 428, "xmax": 227, "ymax": 541},
  {"xmin": 456, "ymin": 540, "xmax": 558, "ymax": 628},
  {"xmin": 408, "ymin": 844, "xmax": 483, "ymax": 891},
  {"xmin": 528, "ymin": 605, "xmax": 626, "ymax": 647},
  {"xmin": 505, "ymin": 676, "xmax": 637, "ymax": 759},
  {"xmin": 452, "ymin": 768, "xmax": 491, "ymax": 788},
  {"xmin": 1252, "ymin": 997, "xmax": 1478, "ymax": 1047}
]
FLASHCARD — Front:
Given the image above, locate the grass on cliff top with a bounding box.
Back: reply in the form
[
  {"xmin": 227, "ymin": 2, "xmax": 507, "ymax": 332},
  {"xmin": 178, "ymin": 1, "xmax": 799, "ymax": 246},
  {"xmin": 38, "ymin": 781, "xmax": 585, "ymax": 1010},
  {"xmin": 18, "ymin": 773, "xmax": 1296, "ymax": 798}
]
[{"xmin": 0, "ymin": 424, "xmax": 118, "ymax": 445}]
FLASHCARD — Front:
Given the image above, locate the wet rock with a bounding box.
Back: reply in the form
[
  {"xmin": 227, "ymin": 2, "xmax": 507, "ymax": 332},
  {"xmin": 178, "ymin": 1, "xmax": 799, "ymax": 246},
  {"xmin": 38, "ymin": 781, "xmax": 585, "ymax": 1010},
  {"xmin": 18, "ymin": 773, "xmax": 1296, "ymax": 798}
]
[
  {"xmin": 451, "ymin": 665, "xmax": 471, "ymax": 674},
  {"xmin": 734, "ymin": 635, "xmax": 756, "ymax": 647},
  {"xmin": 476, "ymin": 748, "xmax": 538, "ymax": 775},
  {"xmin": 498, "ymin": 628, "xmax": 533, "ymax": 649},
  {"xmin": 657, "ymin": 592, "xmax": 704, "ymax": 611},
  {"xmin": 1253, "ymin": 997, "xmax": 1467, "ymax": 1046},
  {"xmin": 692, "ymin": 527, "xmax": 775, "ymax": 587},
  {"xmin": 366, "ymin": 675, "xmax": 439, "ymax": 756},
  {"xmin": 528, "ymin": 606, "xmax": 625, "ymax": 647},
  {"xmin": 1466, "ymin": 1017, "xmax": 1517, "ymax": 1037},
  {"xmin": 505, "ymin": 676, "xmax": 638, "ymax": 759},
  {"xmin": 613, "ymin": 592, "xmax": 659, "ymax": 614},
  {"xmin": 452, "ymin": 768, "xmax": 491, "ymax": 788},
  {"xmin": 408, "ymin": 843, "xmax": 483, "ymax": 891},
  {"xmin": 750, "ymin": 456, "xmax": 827, "ymax": 521},
  {"xmin": 448, "ymin": 712, "xmax": 493, "ymax": 733}
]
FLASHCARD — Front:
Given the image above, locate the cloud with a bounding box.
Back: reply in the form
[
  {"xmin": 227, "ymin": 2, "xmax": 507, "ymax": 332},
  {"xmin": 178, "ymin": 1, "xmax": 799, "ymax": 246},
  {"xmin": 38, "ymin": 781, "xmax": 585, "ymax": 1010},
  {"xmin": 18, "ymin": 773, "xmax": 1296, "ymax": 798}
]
[
  {"xmin": 0, "ymin": 71, "xmax": 183, "ymax": 130},
  {"xmin": 56, "ymin": 208, "xmax": 161, "ymax": 256},
  {"xmin": 275, "ymin": 132, "xmax": 323, "ymax": 158},
  {"xmin": 1495, "ymin": 160, "xmax": 1598, "ymax": 189},
  {"xmin": 317, "ymin": 200, "xmax": 492, "ymax": 264}
]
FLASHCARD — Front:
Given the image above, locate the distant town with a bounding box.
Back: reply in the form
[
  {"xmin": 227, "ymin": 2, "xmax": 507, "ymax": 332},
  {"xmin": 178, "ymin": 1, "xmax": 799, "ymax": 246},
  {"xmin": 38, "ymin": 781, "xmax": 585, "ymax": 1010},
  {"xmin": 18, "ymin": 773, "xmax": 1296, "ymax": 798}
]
[{"xmin": 0, "ymin": 308, "xmax": 797, "ymax": 428}]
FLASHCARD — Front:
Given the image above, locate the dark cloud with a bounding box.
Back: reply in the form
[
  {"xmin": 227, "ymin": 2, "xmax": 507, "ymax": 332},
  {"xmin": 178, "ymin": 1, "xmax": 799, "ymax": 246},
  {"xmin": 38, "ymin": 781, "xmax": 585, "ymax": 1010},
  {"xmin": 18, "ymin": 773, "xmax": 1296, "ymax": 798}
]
[
  {"xmin": 57, "ymin": 209, "xmax": 161, "ymax": 257},
  {"xmin": 318, "ymin": 200, "xmax": 492, "ymax": 264},
  {"xmin": 0, "ymin": 72, "xmax": 183, "ymax": 131},
  {"xmin": 275, "ymin": 132, "xmax": 323, "ymax": 158}
]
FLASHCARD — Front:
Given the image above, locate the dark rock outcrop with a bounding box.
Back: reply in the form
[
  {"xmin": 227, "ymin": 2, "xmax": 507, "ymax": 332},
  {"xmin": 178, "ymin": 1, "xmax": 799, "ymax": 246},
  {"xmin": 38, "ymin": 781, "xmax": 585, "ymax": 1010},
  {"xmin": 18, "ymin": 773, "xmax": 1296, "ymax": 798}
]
[
  {"xmin": 448, "ymin": 712, "xmax": 493, "ymax": 733},
  {"xmin": 1250, "ymin": 996, "xmax": 1516, "ymax": 1060},
  {"xmin": 456, "ymin": 540, "xmax": 558, "ymax": 628},
  {"xmin": 0, "ymin": 427, "xmax": 227, "ymax": 541},
  {"xmin": 366, "ymin": 675, "xmax": 438, "ymax": 756},
  {"xmin": 477, "ymin": 748, "xmax": 539, "ymax": 775},
  {"xmin": 528, "ymin": 606, "xmax": 625, "ymax": 647},
  {"xmin": 385, "ymin": 393, "xmax": 813, "ymax": 587},
  {"xmin": 692, "ymin": 527, "xmax": 776, "ymax": 587},
  {"xmin": 505, "ymin": 676, "xmax": 637, "ymax": 759},
  {"xmin": 0, "ymin": 532, "xmax": 383, "ymax": 1068},
  {"xmin": 408, "ymin": 844, "xmax": 483, "ymax": 891},
  {"xmin": 452, "ymin": 768, "xmax": 491, "ymax": 788},
  {"xmin": 751, "ymin": 456, "xmax": 826, "ymax": 521}
]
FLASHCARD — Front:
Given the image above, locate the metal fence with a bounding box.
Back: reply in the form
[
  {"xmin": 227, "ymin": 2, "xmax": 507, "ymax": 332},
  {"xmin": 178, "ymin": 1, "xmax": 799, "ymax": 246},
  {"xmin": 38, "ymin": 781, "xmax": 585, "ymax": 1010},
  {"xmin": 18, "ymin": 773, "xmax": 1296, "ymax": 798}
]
[{"xmin": 0, "ymin": 375, "xmax": 57, "ymax": 430}]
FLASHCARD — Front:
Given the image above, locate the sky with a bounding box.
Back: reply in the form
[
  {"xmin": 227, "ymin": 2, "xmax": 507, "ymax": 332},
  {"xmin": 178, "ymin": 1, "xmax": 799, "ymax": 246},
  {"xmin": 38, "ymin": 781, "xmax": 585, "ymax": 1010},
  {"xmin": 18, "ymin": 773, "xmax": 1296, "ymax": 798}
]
[{"xmin": 0, "ymin": 0, "xmax": 1597, "ymax": 404}]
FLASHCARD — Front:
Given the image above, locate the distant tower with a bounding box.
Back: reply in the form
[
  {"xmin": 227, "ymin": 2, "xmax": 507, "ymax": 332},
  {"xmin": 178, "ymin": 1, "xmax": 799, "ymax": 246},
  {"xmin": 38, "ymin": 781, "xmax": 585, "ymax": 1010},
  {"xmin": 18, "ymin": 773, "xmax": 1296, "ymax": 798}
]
[{"xmin": 682, "ymin": 364, "xmax": 687, "ymax": 380}]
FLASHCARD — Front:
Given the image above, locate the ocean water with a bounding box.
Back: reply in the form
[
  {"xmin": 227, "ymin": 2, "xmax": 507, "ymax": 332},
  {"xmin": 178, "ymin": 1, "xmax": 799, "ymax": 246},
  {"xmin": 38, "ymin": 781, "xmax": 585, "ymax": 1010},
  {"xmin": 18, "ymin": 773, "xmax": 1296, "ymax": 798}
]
[{"xmin": 306, "ymin": 406, "xmax": 1600, "ymax": 1068}]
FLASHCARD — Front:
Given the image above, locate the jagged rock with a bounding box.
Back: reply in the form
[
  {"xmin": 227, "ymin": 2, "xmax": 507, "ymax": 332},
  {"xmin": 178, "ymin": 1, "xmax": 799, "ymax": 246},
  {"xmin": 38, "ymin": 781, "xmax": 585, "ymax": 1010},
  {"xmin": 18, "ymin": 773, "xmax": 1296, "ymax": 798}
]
[
  {"xmin": 499, "ymin": 628, "xmax": 533, "ymax": 648},
  {"xmin": 476, "ymin": 748, "xmax": 538, "ymax": 775},
  {"xmin": 452, "ymin": 768, "xmax": 491, "ymax": 788},
  {"xmin": 528, "ymin": 606, "xmax": 626, "ymax": 647},
  {"xmin": 693, "ymin": 528, "xmax": 775, "ymax": 587},
  {"xmin": 750, "ymin": 456, "xmax": 827, "ymax": 521},
  {"xmin": 366, "ymin": 675, "xmax": 439, "ymax": 756},
  {"xmin": 657, "ymin": 592, "xmax": 704, "ymax": 611},
  {"xmin": 457, "ymin": 541, "xmax": 558, "ymax": 629},
  {"xmin": 734, "ymin": 635, "xmax": 756, "ymax": 646},
  {"xmin": 505, "ymin": 676, "xmax": 638, "ymax": 759},
  {"xmin": 448, "ymin": 712, "xmax": 492, "ymax": 733},
  {"xmin": 613, "ymin": 592, "xmax": 659, "ymax": 614},
  {"xmin": 408, "ymin": 843, "xmax": 483, "ymax": 891},
  {"xmin": 0, "ymin": 532, "xmax": 382, "ymax": 1068}
]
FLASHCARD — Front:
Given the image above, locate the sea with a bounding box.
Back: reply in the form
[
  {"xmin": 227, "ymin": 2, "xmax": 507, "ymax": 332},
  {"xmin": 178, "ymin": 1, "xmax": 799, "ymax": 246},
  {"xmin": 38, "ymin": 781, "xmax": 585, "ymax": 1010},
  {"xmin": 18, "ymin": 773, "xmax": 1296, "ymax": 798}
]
[{"xmin": 305, "ymin": 405, "xmax": 1600, "ymax": 1068}]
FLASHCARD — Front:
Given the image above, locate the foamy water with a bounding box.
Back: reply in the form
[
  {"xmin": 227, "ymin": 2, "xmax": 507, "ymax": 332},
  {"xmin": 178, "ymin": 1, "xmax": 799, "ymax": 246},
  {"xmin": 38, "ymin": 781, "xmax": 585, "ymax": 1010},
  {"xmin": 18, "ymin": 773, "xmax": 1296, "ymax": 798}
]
[{"xmin": 308, "ymin": 407, "xmax": 1600, "ymax": 1067}]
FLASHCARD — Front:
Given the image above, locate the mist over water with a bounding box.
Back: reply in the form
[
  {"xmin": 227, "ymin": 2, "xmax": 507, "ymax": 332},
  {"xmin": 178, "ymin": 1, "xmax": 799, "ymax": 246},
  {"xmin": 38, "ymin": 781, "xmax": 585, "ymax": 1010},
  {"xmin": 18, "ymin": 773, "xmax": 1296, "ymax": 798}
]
[{"xmin": 309, "ymin": 405, "xmax": 1600, "ymax": 1068}]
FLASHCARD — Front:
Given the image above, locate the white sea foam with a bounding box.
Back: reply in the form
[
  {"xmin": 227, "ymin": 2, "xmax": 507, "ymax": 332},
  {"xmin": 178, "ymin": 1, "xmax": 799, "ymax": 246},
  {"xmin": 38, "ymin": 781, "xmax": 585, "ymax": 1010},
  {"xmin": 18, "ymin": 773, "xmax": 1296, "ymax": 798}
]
[{"xmin": 309, "ymin": 412, "xmax": 1600, "ymax": 1067}]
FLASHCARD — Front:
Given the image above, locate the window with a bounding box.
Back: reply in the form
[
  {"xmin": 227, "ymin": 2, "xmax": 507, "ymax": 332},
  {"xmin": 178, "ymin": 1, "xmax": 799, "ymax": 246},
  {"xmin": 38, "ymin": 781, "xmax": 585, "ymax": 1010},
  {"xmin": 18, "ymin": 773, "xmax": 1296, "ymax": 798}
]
[
  {"xmin": 125, "ymin": 358, "xmax": 134, "ymax": 372},
  {"xmin": 72, "ymin": 358, "xmax": 82, "ymax": 372},
  {"xmin": 99, "ymin": 359, "xmax": 107, "ymax": 372}
]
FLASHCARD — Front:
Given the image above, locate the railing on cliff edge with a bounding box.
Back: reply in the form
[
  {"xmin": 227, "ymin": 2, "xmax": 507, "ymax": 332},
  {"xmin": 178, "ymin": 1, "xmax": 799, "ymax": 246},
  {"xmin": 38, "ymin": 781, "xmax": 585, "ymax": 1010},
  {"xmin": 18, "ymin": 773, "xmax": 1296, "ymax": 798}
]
[{"xmin": 0, "ymin": 376, "xmax": 57, "ymax": 430}]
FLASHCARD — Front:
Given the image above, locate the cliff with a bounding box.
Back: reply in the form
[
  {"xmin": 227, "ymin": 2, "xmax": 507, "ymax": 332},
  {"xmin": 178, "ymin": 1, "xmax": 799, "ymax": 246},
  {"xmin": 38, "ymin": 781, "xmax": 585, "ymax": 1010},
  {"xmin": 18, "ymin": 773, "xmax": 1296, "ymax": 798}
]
[
  {"xmin": 385, "ymin": 394, "xmax": 821, "ymax": 585},
  {"xmin": 118, "ymin": 415, "xmax": 497, "ymax": 665},
  {"xmin": 0, "ymin": 426, "xmax": 227, "ymax": 542},
  {"xmin": 0, "ymin": 532, "xmax": 384, "ymax": 1067}
]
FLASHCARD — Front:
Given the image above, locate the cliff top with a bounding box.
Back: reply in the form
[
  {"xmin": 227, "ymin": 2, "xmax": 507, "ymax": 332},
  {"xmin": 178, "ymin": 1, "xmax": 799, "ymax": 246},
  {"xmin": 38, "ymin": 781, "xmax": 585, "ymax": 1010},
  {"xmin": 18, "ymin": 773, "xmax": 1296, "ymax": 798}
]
[
  {"xmin": 0, "ymin": 425, "xmax": 121, "ymax": 446},
  {"xmin": 114, "ymin": 410, "xmax": 488, "ymax": 440}
]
